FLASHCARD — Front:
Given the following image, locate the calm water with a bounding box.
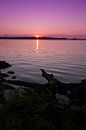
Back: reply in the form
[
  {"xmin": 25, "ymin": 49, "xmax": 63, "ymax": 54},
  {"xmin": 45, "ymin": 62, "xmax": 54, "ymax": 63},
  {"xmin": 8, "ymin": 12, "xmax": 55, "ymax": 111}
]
[{"xmin": 0, "ymin": 40, "xmax": 86, "ymax": 83}]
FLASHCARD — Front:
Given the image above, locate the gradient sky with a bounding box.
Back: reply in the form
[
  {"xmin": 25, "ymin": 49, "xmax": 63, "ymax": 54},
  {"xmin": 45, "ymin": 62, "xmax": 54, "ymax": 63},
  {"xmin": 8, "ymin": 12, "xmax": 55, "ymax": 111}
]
[{"xmin": 0, "ymin": 0, "xmax": 86, "ymax": 37}]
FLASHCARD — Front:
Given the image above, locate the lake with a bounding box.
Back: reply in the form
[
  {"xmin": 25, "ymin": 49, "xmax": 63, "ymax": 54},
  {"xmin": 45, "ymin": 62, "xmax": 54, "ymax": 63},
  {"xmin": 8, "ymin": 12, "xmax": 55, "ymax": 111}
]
[{"xmin": 0, "ymin": 39, "xmax": 86, "ymax": 83}]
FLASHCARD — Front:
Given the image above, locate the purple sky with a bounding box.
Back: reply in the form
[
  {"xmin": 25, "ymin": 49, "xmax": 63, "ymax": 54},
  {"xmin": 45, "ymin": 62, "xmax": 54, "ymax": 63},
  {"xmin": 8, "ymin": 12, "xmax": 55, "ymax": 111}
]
[{"xmin": 0, "ymin": 0, "xmax": 86, "ymax": 37}]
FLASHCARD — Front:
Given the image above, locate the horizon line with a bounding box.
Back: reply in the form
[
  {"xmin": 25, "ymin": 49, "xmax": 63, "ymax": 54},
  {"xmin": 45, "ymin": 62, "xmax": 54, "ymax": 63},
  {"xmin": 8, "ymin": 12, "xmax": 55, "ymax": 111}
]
[{"xmin": 0, "ymin": 36, "xmax": 86, "ymax": 40}]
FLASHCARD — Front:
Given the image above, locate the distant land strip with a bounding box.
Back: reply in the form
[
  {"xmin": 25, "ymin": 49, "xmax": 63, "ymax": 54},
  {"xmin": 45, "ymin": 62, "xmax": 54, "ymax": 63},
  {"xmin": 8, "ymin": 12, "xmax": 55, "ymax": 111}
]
[{"xmin": 0, "ymin": 36, "xmax": 86, "ymax": 40}]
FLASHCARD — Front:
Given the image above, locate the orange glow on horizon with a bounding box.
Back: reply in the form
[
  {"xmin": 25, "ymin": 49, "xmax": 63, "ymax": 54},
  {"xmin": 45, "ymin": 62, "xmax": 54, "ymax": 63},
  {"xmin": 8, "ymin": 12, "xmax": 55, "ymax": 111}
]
[{"xmin": 36, "ymin": 35, "xmax": 39, "ymax": 38}]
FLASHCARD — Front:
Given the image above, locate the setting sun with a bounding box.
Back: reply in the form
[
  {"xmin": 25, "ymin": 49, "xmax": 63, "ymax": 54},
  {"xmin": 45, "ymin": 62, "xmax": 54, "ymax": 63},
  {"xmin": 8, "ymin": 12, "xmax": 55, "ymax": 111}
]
[{"xmin": 36, "ymin": 35, "xmax": 39, "ymax": 38}]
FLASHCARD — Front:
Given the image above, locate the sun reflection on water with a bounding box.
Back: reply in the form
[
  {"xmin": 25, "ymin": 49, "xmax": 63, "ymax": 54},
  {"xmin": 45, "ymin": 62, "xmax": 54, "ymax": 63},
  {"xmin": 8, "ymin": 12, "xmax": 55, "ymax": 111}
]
[{"xmin": 36, "ymin": 40, "xmax": 39, "ymax": 53}]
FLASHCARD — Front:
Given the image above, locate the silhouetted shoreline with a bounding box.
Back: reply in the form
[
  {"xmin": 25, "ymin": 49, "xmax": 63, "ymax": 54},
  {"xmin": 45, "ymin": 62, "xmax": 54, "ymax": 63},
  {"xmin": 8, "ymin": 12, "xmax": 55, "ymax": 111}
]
[{"xmin": 0, "ymin": 36, "xmax": 86, "ymax": 40}]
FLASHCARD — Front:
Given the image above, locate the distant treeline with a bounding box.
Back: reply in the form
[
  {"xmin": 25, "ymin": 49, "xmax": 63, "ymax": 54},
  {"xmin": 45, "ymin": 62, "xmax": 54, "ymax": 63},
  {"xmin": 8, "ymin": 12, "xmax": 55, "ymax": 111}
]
[{"xmin": 0, "ymin": 36, "xmax": 86, "ymax": 40}]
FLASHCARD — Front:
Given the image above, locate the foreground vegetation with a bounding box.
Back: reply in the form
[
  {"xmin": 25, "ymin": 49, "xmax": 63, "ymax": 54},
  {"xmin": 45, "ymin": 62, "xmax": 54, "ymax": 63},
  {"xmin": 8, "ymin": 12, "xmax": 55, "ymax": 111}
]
[{"xmin": 0, "ymin": 61, "xmax": 86, "ymax": 130}]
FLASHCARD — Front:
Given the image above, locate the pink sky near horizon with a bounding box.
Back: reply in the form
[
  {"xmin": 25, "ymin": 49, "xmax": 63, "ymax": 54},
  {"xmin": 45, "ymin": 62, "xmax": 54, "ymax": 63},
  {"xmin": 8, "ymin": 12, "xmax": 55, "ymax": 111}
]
[{"xmin": 0, "ymin": 0, "xmax": 86, "ymax": 38}]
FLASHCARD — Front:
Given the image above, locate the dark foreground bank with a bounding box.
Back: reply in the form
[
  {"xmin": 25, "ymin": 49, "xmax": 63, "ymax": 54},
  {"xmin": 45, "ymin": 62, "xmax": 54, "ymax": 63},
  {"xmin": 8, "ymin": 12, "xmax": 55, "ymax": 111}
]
[{"xmin": 0, "ymin": 61, "xmax": 86, "ymax": 130}]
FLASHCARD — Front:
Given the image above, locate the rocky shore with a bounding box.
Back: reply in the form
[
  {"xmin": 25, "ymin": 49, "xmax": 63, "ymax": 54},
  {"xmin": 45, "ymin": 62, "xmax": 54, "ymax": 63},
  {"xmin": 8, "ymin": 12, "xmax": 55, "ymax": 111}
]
[{"xmin": 0, "ymin": 61, "xmax": 86, "ymax": 130}]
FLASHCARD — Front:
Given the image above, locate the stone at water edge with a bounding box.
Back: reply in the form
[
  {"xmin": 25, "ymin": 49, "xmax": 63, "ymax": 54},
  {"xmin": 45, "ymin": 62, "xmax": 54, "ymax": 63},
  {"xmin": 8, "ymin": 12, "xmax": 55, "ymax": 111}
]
[
  {"xmin": 0, "ymin": 61, "xmax": 12, "ymax": 70},
  {"xmin": 1, "ymin": 73, "xmax": 9, "ymax": 77},
  {"xmin": 7, "ymin": 71, "xmax": 15, "ymax": 74},
  {"xmin": 11, "ymin": 76, "xmax": 16, "ymax": 79}
]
